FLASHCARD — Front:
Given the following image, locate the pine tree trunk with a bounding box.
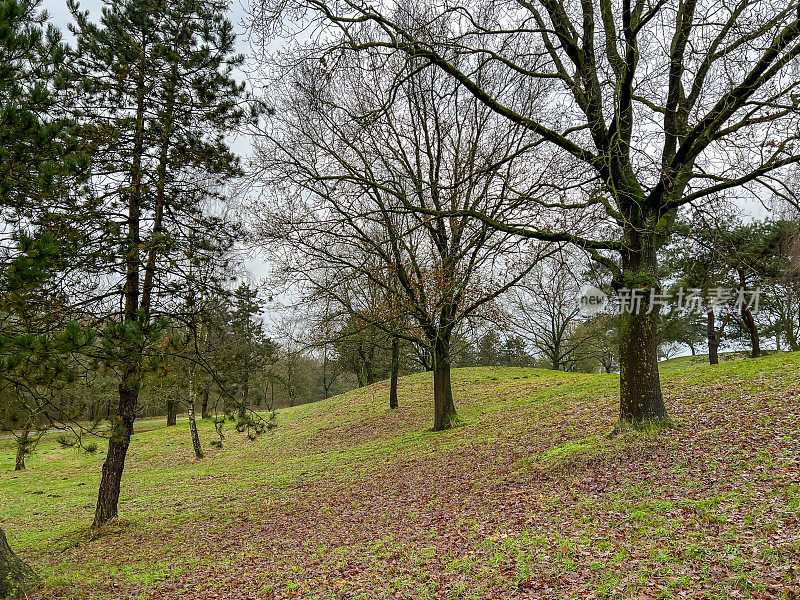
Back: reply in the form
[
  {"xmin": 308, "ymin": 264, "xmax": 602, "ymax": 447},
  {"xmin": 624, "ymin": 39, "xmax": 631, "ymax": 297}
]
[
  {"xmin": 389, "ymin": 338, "xmax": 399, "ymax": 410},
  {"xmin": 93, "ymin": 376, "xmax": 137, "ymax": 528},
  {"xmin": 738, "ymin": 271, "xmax": 760, "ymax": 358},
  {"xmin": 707, "ymin": 309, "xmax": 720, "ymax": 365},
  {"xmin": 201, "ymin": 388, "xmax": 210, "ymax": 419},
  {"xmin": 432, "ymin": 334, "xmax": 457, "ymax": 431},
  {"xmin": 92, "ymin": 47, "xmax": 146, "ymax": 530},
  {"xmin": 187, "ymin": 369, "xmax": 203, "ymax": 459},
  {"xmin": 618, "ymin": 231, "xmax": 670, "ymax": 427},
  {"xmin": 0, "ymin": 528, "xmax": 40, "ymax": 597},
  {"xmin": 741, "ymin": 308, "xmax": 761, "ymax": 358}
]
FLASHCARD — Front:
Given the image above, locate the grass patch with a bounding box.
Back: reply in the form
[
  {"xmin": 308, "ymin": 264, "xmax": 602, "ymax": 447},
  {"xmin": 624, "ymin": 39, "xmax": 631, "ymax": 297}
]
[{"xmin": 1, "ymin": 355, "xmax": 799, "ymax": 598}]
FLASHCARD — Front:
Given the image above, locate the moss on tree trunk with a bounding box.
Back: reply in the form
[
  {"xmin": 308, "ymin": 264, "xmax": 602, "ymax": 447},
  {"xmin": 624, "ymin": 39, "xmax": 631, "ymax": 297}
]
[
  {"xmin": 618, "ymin": 226, "xmax": 671, "ymax": 428},
  {"xmin": 0, "ymin": 528, "xmax": 40, "ymax": 597},
  {"xmin": 93, "ymin": 371, "xmax": 137, "ymax": 528},
  {"xmin": 432, "ymin": 334, "xmax": 457, "ymax": 431}
]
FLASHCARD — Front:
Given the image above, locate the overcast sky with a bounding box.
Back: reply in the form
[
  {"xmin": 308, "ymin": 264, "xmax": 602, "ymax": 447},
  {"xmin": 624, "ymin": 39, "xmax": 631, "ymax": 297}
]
[
  {"xmin": 38, "ymin": 0, "xmax": 772, "ymax": 335},
  {"xmin": 44, "ymin": 0, "xmax": 253, "ymax": 47}
]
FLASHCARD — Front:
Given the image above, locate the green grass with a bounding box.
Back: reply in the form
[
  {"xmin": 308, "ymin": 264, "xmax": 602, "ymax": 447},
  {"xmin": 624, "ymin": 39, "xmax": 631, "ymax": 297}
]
[{"xmin": 2, "ymin": 354, "xmax": 800, "ymax": 598}]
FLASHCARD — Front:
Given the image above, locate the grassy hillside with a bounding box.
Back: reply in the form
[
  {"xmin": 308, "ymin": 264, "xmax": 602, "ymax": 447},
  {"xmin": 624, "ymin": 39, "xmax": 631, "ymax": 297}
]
[{"xmin": 1, "ymin": 354, "xmax": 799, "ymax": 599}]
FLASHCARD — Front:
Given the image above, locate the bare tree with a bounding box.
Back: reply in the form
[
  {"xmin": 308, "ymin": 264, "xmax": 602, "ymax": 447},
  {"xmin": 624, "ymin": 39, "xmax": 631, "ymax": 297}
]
[
  {"xmin": 253, "ymin": 0, "xmax": 800, "ymax": 427},
  {"xmin": 507, "ymin": 255, "xmax": 595, "ymax": 371},
  {"xmin": 250, "ymin": 52, "xmax": 553, "ymax": 430}
]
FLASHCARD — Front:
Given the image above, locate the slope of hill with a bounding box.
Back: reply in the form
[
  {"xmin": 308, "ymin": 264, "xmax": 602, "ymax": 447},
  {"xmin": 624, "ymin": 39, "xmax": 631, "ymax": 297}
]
[{"xmin": 1, "ymin": 354, "xmax": 799, "ymax": 599}]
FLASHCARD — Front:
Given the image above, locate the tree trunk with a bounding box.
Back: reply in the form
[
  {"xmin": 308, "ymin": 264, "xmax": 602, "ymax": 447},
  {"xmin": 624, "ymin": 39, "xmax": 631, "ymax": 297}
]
[
  {"xmin": 201, "ymin": 388, "xmax": 210, "ymax": 419},
  {"xmin": 365, "ymin": 361, "xmax": 374, "ymax": 385},
  {"xmin": 166, "ymin": 398, "xmax": 177, "ymax": 426},
  {"xmin": 15, "ymin": 443, "xmax": 25, "ymax": 471},
  {"xmin": 432, "ymin": 334, "xmax": 457, "ymax": 431},
  {"xmin": 0, "ymin": 528, "xmax": 40, "ymax": 597},
  {"xmin": 741, "ymin": 309, "xmax": 761, "ymax": 358},
  {"xmin": 738, "ymin": 271, "xmax": 760, "ymax": 358},
  {"xmin": 93, "ymin": 375, "xmax": 137, "ymax": 528},
  {"xmin": 551, "ymin": 338, "xmax": 561, "ymax": 371},
  {"xmin": 389, "ymin": 338, "xmax": 399, "ymax": 409},
  {"xmin": 14, "ymin": 429, "xmax": 29, "ymax": 471},
  {"xmin": 707, "ymin": 308, "xmax": 720, "ymax": 365},
  {"xmin": 618, "ymin": 231, "xmax": 670, "ymax": 427},
  {"xmin": 187, "ymin": 369, "xmax": 203, "ymax": 459},
  {"xmin": 92, "ymin": 44, "xmax": 146, "ymax": 530},
  {"xmin": 785, "ymin": 318, "xmax": 799, "ymax": 352}
]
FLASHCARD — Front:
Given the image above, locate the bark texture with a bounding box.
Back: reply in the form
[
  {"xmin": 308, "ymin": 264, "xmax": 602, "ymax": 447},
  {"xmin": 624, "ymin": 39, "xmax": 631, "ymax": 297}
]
[
  {"xmin": 201, "ymin": 388, "xmax": 210, "ymax": 419},
  {"xmin": 432, "ymin": 336, "xmax": 457, "ymax": 431},
  {"xmin": 14, "ymin": 445, "xmax": 24, "ymax": 471},
  {"xmin": 0, "ymin": 528, "xmax": 40, "ymax": 597},
  {"xmin": 618, "ymin": 229, "xmax": 671, "ymax": 427},
  {"xmin": 166, "ymin": 398, "xmax": 177, "ymax": 426},
  {"xmin": 93, "ymin": 374, "xmax": 137, "ymax": 528},
  {"xmin": 389, "ymin": 338, "xmax": 399, "ymax": 410},
  {"xmin": 14, "ymin": 430, "xmax": 28, "ymax": 471},
  {"xmin": 619, "ymin": 303, "xmax": 669, "ymax": 425},
  {"xmin": 707, "ymin": 309, "xmax": 720, "ymax": 365}
]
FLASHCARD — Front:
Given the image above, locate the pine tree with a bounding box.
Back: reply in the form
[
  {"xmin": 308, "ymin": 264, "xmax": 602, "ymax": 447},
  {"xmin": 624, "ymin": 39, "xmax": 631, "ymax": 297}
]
[
  {"xmin": 0, "ymin": 0, "xmax": 87, "ymax": 592},
  {"xmin": 0, "ymin": 0, "xmax": 86, "ymax": 213},
  {"xmin": 68, "ymin": 0, "xmax": 248, "ymax": 528}
]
